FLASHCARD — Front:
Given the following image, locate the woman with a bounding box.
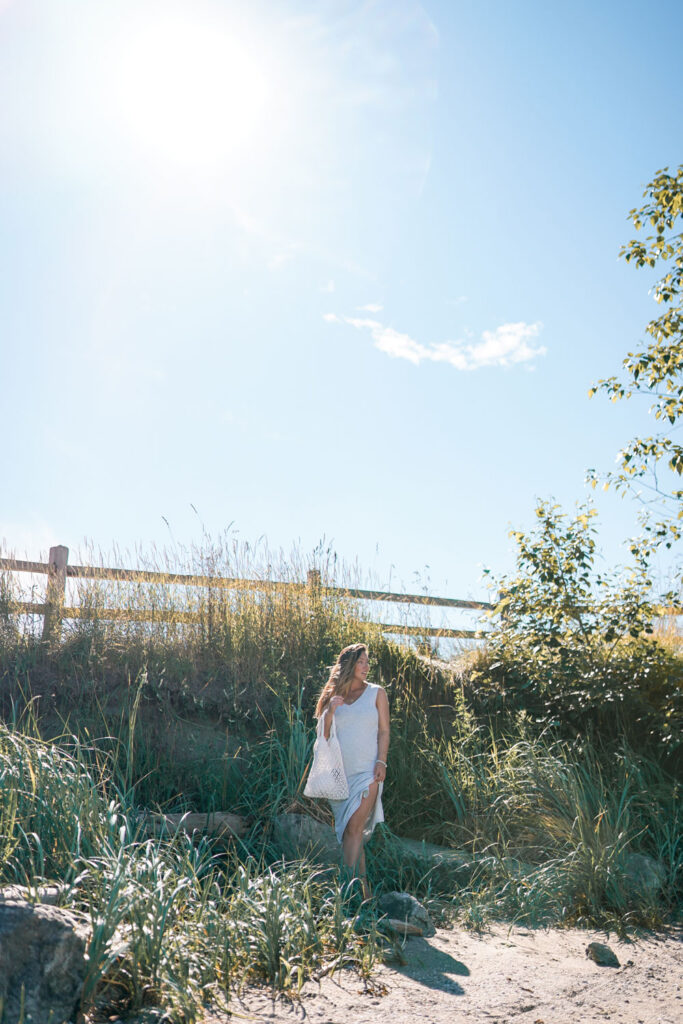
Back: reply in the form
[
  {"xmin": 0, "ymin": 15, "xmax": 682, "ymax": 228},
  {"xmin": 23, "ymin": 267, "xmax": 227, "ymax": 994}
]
[{"xmin": 315, "ymin": 643, "xmax": 390, "ymax": 897}]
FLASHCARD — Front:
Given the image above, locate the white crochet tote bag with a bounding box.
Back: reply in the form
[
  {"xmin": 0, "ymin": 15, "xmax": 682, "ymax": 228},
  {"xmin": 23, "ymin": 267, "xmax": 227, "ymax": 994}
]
[{"xmin": 304, "ymin": 713, "xmax": 349, "ymax": 800}]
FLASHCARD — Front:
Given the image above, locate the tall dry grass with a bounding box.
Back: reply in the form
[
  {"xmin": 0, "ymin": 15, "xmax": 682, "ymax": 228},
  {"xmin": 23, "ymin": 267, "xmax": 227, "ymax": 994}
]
[{"xmin": 0, "ymin": 533, "xmax": 455, "ymax": 719}]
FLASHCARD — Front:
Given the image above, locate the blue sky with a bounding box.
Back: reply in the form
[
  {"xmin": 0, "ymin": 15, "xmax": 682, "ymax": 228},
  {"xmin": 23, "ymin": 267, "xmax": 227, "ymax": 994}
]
[{"xmin": 1, "ymin": 0, "xmax": 681, "ymax": 628}]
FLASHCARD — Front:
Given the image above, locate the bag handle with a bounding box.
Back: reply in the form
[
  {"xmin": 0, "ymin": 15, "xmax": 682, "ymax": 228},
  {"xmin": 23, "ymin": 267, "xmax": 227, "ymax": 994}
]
[{"xmin": 316, "ymin": 707, "xmax": 339, "ymax": 741}]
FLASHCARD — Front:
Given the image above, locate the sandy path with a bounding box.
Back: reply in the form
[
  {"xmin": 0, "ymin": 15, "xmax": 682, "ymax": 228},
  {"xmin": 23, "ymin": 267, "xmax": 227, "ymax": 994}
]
[{"xmin": 226, "ymin": 925, "xmax": 682, "ymax": 1024}]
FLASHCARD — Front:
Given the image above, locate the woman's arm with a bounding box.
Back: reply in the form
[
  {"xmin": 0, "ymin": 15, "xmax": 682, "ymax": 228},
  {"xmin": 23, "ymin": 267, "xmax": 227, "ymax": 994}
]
[{"xmin": 374, "ymin": 687, "xmax": 390, "ymax": 783}]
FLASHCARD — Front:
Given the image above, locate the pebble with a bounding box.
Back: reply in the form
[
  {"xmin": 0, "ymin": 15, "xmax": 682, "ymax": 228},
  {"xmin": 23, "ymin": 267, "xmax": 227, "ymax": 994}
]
[{"xmin": 586, "ymin": 941, "xmax": 620, "ymax": 967}]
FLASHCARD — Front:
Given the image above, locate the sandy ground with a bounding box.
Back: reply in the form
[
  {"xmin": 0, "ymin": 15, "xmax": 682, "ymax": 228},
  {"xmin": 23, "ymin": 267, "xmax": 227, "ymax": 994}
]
[{"xmin": 224, "ymin": 924, "xmax": 682, "ymax": 1024}]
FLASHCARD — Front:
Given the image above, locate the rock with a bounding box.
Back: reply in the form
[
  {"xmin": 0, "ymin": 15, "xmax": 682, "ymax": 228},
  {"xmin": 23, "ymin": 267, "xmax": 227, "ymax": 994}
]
[
  {"xmin": 383, "ymin": 918, "xmax": 425, "ymax": 937},
  {"xmin": 0, "ymin": 883, "xmax": 66, "ymax": 905},
  {"xmin": 500, "ymin": 856, "xmax": 532, "ymax": 878},
  {"xmin": 0, "ymin": 899, "xmax": 89, "ymax": 1024},
  {"xmin": 271, "ymin": 816, "xmax": 479, "ymax": 887},
  {"xmin": 273, "ymin": 812, "xmax": 340, "ymax": 865},
  {"xmin": 388, "ymin": 838, "xmax": 535, "ymax": 890},
  {"xmin": 622, "ymin": 853, "xmax": 666, "ymax": 901},
  {"xmin": 385, "ymin": 836, "xmax": 476, "ymax": 889},
  {"xmin": 148, "ymin": 810, "xmax": 246, "ymax": 845},
  {"xmin": 377, "ymin": 892, "xmax": 436, "ymax": 938},
  {"xmin": 586, "ymin": 941, "xmax": 620, "ymax": 967},
  {"xmin": 393, "ymin": 837, "xmax": 471, "ymax": 870}
]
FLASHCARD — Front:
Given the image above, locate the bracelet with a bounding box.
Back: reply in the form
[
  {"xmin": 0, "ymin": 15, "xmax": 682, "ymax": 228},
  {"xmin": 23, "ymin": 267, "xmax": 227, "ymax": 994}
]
[{"xmin": 376, "ymin": 759, "xmax": 387, "ymax": 767}]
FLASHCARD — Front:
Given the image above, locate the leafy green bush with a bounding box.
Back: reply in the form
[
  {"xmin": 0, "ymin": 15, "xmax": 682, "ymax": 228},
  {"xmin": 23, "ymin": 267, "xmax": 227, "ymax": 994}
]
[{"xmin": 470, "ymin": 501, "xmax": 682, "ymax": 760}]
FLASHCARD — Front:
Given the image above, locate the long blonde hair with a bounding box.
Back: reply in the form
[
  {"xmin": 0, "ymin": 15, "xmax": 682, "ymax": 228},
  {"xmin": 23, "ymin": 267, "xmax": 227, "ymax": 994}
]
[{"xmin": 315, "ymin": 643, "xmax": 368, "ymax": 717}]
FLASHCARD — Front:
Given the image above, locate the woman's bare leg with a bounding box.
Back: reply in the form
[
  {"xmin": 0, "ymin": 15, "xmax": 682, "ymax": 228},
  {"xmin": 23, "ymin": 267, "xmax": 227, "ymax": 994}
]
[{"xmin": 342, "ymin": 782, "xmax": 378, "ymax": 899}]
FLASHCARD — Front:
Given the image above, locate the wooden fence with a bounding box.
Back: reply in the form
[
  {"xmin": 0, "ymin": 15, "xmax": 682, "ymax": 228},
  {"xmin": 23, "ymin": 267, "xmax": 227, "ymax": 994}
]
[{"xmin": 0, "ymin": 546, "xmax": 495, "ymax": 645}]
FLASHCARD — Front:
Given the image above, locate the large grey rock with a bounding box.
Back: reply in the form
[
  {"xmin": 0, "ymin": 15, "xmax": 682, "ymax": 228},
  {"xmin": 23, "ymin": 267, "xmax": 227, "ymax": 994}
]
[
  {"xmin": 393, "ymin": 837, "xmax": 471, "ymax": 869},
  {"xmin": 0, "ymin": 883, "xmax": 66, "ymax": 906},
  {"xmin": 377, "ymin": 892, "xmax": 436, "ymax": 937},
  {"xmin": 273, "ymin": 812, "xmax": 340, "ymax": 865},
  {"xmin": 386, "ymin": 836, "xmax": 476, "ymax": 889},
  {"xmin": 0, "ymin": 900, "xmax": 89, "ymax": 1024},
  {"xmin": 622, "ymin": 853, "xmax": 666, "ymax": 901},
  {"xmin": 272, "ymin": 816, "xmax": 478, "ymax": 887},
  {"xmin": 389, "ymin": 838, "xmax": 533, "ymax": 889},
  {"xmin": 147, "ymin": 810, "xmax": 247, "ymax": 846}
]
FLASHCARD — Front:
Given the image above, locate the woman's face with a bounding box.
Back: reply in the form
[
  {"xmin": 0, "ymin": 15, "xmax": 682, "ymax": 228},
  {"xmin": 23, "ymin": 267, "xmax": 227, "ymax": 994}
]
[{"xmin": 352, "ymin": 650, "xmax": 369, "ymax": 682}]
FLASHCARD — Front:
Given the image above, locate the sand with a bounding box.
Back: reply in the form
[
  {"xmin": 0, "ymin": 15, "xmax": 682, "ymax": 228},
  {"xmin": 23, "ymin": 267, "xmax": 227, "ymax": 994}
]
[{"xmin": 224, "ymin": 924, "xmax": 682, "ymax": 1024}]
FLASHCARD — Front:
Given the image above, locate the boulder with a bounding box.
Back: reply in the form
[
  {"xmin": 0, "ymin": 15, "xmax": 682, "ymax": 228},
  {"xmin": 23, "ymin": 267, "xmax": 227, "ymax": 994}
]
[
  {"xmin": 271, "ymin": 816, "xmax": 479, "ymax": 886},
  {"xmin": 0, "ymin": 900, "xmax": 89, "ymax": 1024},
  {"xmin": 147, "ymin": 810, "xmax": 246, "ymax": 845},
  {"xmin": 386, "ymin": 836, "xmax": 476, "ymax": 889},
  {"xmin": 622, "ymin": 853, "xmax": 666, "ymax": 902},
  {"xmin": 0, "ymin": 883, "xmax": 66, "ymax": 905},
  {"xmin": 377, "ymin": 892, "xmax": 436, "ymax": 937},
  {"xmin": 387, "ymin": 838, "xmax": 533, "ymax": 889},
  {"xmin": 393, "ymin": 837, "xmax": 471, "ymax": 868},
  {"xmin": 272, "ymin": 812, "xmax": 340, "ymax": 865}
]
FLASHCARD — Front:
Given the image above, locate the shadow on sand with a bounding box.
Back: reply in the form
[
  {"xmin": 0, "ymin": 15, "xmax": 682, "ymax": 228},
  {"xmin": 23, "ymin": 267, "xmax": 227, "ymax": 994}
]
[{"xmin": 388, "ymin": 936, "xmax": 470, "ymax": 995}]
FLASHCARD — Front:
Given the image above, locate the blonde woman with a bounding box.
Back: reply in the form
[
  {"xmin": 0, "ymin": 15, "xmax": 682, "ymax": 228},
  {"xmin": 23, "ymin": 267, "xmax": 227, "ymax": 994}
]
[{"xmin": 315, "ymin": 643, "xmax": 390, "ymax": 897}]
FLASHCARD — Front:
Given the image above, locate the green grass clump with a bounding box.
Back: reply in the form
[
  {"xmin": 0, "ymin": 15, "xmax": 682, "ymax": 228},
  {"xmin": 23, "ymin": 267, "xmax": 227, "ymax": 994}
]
[
  {"xmin": 0, "ymin": 721, "xmax": 383, "ymax": 1020},
  {"xmin": 0, "ymin": 719, "xmax": 111, "ymax": 882}
]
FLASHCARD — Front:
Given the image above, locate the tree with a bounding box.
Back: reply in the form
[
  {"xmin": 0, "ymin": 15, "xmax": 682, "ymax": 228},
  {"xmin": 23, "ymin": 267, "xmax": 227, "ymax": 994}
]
[{"xmin": 589, "ymin": 166, "xmax": 683, "ymax": 556}]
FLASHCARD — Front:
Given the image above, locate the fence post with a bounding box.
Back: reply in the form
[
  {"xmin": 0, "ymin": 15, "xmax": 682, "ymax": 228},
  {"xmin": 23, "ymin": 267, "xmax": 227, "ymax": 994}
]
[{"xmin": 42, "ymin": 545, "xmax": 69, "ymax": 645}]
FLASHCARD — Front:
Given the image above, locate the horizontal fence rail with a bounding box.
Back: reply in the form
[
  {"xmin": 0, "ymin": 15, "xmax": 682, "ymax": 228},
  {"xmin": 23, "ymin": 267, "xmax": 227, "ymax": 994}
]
[{"xmin": 0, "ymin": 546, "xmax": 495, "ymax": 644}]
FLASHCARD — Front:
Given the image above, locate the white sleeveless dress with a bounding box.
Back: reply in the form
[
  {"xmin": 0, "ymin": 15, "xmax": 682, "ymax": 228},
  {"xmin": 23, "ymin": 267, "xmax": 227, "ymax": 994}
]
[{"xmin": 327, "ymin": 682, "xmax": 384, "ymax": 844}]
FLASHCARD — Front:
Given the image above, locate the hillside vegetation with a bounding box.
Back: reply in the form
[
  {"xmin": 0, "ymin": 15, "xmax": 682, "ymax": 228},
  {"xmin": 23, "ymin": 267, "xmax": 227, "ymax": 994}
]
[{"xmin": 0, "ymin": 517, "xmax": 680, "ymax": 1020}]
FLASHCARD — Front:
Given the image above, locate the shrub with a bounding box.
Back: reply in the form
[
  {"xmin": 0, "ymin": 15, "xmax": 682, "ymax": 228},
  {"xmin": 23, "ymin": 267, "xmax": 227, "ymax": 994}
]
[{"xmin": 470, "ymin": 502, "xmax": 682, "ymax": 761}]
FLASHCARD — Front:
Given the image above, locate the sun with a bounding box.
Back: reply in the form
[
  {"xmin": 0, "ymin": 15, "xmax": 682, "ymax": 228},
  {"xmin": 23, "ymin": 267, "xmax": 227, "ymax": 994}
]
[{"xmin": 111, "ymin": 14, "xmax": 270, "ymax": 173}]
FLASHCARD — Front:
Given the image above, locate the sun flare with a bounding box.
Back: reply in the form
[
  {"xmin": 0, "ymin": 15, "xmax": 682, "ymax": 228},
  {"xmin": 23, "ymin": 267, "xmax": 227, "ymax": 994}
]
[{"xmin": 111, "ymin": 15, "xmax": 270, "ymax": 172}]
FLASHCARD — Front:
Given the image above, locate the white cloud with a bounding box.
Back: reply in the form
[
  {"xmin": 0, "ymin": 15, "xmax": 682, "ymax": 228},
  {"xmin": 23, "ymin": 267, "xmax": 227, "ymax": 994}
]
[
  {"xmin": 325, "ymin": 314, "xmax": 546, "ymax": 371},
  {"xmin": 345, "ymin": 318, "xmax": 429, "ymax": 365},
  {"xmin": 357, "ymin": 302, "xmax": 383, "ymax": 313}
]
